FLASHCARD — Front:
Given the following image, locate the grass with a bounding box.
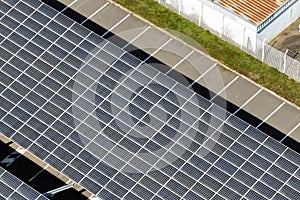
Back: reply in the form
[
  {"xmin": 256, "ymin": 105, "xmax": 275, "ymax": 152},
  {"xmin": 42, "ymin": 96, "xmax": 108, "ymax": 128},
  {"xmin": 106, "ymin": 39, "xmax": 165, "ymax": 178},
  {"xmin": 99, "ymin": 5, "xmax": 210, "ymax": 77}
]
[{"xmin": 113, "ymin": 0, "xmax": 300, "ymax": 106}]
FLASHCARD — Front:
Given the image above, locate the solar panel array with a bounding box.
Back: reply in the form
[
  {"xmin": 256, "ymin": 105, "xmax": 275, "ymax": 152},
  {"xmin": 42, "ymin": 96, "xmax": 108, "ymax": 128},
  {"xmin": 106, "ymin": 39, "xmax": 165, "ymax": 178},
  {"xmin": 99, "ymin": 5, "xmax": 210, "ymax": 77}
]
[
  {"xmin": 0, "ymin": 167, "xmax": 49, "ymax": 200},
  {"xmin": 0, "ymin": 0, "xmax": 299, "ymax": 199}
]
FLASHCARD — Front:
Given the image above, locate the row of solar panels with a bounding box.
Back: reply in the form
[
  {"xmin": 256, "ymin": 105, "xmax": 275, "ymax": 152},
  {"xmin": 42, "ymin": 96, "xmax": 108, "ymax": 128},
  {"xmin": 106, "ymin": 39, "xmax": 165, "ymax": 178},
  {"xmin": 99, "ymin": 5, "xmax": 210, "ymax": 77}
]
[
  {"xmin": 0, "ymin": 167, "xmax": 49, "ymax": 200},
  {"xmin": 39, "ymin": 0, "xmax": 300, "ymax": 153},
  {"xmin": 0, "ymin": 0, "xmax": 299, "ymax": 199}
]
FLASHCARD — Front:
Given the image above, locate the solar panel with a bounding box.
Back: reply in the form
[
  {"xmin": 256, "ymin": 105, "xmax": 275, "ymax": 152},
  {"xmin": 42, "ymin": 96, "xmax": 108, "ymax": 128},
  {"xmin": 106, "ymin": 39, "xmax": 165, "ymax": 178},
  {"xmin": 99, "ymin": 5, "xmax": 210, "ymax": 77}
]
[
  {"xmin": 0, "ymin": 0, "xmax": 299, "ymax": 199},
  {"xmin": 0, "ymin": 167, "xmax": 48, "ymax": 200}
]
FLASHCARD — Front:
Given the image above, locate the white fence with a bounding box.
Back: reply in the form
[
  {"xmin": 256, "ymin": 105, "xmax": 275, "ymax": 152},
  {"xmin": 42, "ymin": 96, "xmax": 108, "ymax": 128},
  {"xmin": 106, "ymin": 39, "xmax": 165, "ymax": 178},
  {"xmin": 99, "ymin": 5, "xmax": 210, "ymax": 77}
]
[
  {"xmin": 156, "ymin": 0, "xmax": 300, "ymax": 81},
  {"xmin": 253, "ymin": 40, "xmax": 300, "ymax": 81}
]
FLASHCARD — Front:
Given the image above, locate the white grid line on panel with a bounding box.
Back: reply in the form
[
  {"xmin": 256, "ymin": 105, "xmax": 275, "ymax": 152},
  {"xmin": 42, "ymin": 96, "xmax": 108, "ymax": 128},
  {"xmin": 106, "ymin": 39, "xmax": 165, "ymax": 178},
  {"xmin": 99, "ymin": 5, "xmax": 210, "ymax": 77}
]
[
  {"xmin": 0, "ymin": 168, "xmax": 49, "ymax": 200},
  {"xmin": 183, "ymin": 124, "xmax": 266, "ymax": 199},
  {"xmin": 43, "ymin": 41, "xmax": 113, "ymax": 172},
  {"xmin": 90, "ymin": 38, "xmax": 175, "ymax": 196},
  {"xmin": 0, "ymin": 1, "xmax": 110, "ymax": 176},
  {"xmin": 151, "ymin": 101, "xmax": 234, "ymax": 199},
  {"xmin": 1, "ymin": 78, "xmax": 293, "ymax": 197},
  {"xmin": 274, "ymin": 165, "xmax": 300, "ymax": 199},
  {"xmin": 0, "ymin": 38, "xmax": 296, "ymax": 195},
  {"xmin": 52, "ymin": 30, "xmax": 161, "ymax": 188},
  {"xmin": 72, "ymin": 56, "xmax": 186, "ymax": 198},
  {"xmin": 73, "ymin": 46, "xmax": 223, "ymax": 198},
  {"xmin": 0, "ymin": 1, "xmax": 19, "ymax": 21},
  {"xmin": 0, "ymin": 19, "xmax": 296, "ymax": 186},
  {"xmin": 123, "ymin": 84, "xmax": 204, "ymax": 199},
  {"xmin": 241, "ymin": 147, "xmax": 289, "ymax": 199},
  {"xmin": 0, "ymin": 5, "xmax": 44, "ymax": 93},
  {"xmin": 211, "ymin": 135, "xmax": 275, "ymax": 199},
  {"xmin": 1, "ymin": 0, "xmax": 298, "ymax": 198},
  {"xmin": 3, "ymin": 0, "xmax": 298, "ymax": 164},
  {"xmin": 1, "ymin": 19, "xmax": 80, "ymax": 154},
  {"xmin": 0, "ymin": 58, "xmax": 225, "ymax": 200}
]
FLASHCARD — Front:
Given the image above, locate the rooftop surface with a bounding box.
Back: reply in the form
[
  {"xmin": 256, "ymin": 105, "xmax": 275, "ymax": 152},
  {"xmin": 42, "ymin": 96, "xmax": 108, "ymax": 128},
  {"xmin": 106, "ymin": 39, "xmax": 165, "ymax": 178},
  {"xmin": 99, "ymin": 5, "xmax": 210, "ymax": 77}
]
[{"xmin": 213, "ymin": 0, "xmax": 287, "ymax": 24}]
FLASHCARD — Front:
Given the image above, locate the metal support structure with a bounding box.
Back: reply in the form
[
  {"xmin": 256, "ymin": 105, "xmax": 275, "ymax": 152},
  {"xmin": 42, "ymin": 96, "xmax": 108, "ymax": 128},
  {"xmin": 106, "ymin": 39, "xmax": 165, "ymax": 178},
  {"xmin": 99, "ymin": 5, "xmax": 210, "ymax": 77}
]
[
  {"xmin": 0, "ymin": 148, "xmax": 25, "ymax": 167},
  {"xmin": 43, "ymin": 183, "xmax": 75, "ymax": 197},
  {"xmin": 283, "ymin": 49, "xmax": 288, "ymax": 73}
]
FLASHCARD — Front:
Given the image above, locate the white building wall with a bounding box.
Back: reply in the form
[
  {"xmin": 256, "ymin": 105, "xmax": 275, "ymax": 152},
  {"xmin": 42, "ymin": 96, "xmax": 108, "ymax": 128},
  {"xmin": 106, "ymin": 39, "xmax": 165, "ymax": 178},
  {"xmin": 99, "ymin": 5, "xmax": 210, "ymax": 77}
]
[
  {"xmin": 158, "ymin": 0, "xmax": 299, "ymax": 52},
  {"xmin": 202, "ymin": 5, "xmax": 223, "ymax": 34},
  {"xmin": 158, "ymin": 0, "xmax": 257, "ymax": 51},
  {"xmin": 157, "ymin": 0, "xmax": 300, "ymax": 81},
  {"xmin": 258, "ymin": 0, "xmax": 300, "ymax": 41}
]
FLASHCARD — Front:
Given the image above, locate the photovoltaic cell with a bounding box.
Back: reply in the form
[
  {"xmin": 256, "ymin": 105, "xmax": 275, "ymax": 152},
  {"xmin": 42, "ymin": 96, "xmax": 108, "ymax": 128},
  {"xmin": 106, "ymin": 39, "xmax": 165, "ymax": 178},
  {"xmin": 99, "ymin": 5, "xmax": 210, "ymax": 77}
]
[
  {"xmin": 0, "ymin": 0, "xmax": 299, "ymax": 199},
  {"xmin": 1, "ymin": 16, "xmax": 20, "ymax": 30}
]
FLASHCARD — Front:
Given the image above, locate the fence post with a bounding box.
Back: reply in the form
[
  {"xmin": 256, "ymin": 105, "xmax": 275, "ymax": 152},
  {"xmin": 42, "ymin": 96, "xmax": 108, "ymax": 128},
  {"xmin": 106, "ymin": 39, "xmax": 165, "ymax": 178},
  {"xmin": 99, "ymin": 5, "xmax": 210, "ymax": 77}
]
[
  {"xmin": 283, "ymin": 49, "xmax": 288, "ymax": 73},
  {"xmin": 262, "ymin": 37, "xmax": 266, "ymax": 61},
  {"xmin": 178, "ymin": 0, "xmax": 181, "ymax": 15}
]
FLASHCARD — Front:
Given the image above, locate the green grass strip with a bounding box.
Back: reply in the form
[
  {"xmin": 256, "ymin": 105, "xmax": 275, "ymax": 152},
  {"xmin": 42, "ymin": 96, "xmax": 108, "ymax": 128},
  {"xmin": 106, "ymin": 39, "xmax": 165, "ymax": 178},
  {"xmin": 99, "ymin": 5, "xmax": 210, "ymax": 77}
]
[{"xmin": 113, "ymin": 0, "xmax": 300, "ymax": 106}]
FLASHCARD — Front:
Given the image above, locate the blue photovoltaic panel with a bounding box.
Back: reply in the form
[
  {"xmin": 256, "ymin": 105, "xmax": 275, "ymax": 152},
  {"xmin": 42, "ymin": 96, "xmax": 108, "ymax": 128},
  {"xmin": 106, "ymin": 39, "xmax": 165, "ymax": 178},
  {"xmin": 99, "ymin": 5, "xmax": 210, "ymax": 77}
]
[
  {"xmin": 0, "ymin": 167, "xmax": 49, "ymax": 200},
  {"xmin": 0, "ymin": 0, "xmax": 299, "ymax": 199}
]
